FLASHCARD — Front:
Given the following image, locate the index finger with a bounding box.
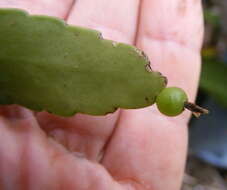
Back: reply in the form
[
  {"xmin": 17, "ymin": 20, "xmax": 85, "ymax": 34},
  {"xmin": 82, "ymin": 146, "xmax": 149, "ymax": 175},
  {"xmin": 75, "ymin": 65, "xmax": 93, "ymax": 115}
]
[{"xmin": 102, "ymin": 1, "xmax": 204, "ymax": 190}]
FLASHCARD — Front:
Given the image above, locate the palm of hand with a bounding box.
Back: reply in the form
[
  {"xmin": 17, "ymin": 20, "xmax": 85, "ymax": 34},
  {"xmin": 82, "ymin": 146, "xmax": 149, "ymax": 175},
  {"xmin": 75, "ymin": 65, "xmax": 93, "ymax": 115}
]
[{"xmin": 0, "ymin": 1, "xmax": 203, "ymax": 190}]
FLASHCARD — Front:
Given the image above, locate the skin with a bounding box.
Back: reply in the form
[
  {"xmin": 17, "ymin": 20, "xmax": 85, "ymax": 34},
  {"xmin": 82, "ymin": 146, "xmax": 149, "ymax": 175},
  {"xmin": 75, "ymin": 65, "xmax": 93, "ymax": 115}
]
[{"xmin": 0, "ymin": 0, "xmax": 203, "ymax": 190}]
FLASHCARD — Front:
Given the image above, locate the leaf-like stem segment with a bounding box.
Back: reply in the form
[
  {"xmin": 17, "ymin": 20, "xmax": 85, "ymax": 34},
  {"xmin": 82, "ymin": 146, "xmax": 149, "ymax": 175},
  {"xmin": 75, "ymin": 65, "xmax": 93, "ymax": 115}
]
[{"xmin": 184, "ymin": 102, "xmax": 209, "ymax": 118}]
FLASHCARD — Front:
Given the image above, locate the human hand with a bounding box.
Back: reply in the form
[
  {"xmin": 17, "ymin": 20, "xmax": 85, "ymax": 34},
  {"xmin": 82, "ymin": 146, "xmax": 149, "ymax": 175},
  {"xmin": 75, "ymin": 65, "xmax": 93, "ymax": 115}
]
[{"xmin": 0, "ymin": 0, "xmax": 203, "ymax": 190}]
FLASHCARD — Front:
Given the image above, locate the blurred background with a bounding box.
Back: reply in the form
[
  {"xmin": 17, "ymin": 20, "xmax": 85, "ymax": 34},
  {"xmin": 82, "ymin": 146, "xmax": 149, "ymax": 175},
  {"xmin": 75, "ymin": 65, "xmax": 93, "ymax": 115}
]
[{"xmin": 183, "ymin": 0, "xmax": 227, "ymax": 189}]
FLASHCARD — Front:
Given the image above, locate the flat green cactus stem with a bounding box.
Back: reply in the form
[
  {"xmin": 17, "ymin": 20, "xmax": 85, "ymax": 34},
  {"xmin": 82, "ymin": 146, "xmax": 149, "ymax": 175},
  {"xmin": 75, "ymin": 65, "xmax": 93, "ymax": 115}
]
[{"xmin": 0, "ymin": 9, "xmax": 167, "ymax": 116}]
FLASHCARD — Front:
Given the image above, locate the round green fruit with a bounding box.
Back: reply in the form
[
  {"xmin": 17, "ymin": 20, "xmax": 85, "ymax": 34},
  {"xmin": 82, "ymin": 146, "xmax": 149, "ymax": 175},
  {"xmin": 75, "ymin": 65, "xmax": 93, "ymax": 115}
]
[{"xmin": 156, "ymin": 87, "xmax": 188, "ymax": 117}]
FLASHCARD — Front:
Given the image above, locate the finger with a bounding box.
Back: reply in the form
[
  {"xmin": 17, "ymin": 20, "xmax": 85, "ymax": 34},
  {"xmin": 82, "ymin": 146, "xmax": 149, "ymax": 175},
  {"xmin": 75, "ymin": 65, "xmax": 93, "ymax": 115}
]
[
  {"xmin": 67, "ymin": 0, "xmax": 140, "ymax": 43},
  {"xmin": 0, "ymin": 110, "xmax": 126, "ymax": 190},
  {"xmin": 136, "ymin": 0, "xmax": 203, "ymax": 101},
  {"xmin": 37, "ymin": 0, "xmax": 140, "ymax": 161},
  {"xmin": 102, "ymin": 0, "xmax": 204, "ymax": 190},
  {"xmin": 36, "ymin": 112, "xmax": 120, "ymax": 161},
  {"xmin": 0, "ymin": 0, "xmax": 74, "ymax": 18},
  {"xmin": 0, "ymin": 0, "xmax": 76, "ymax": 177},
  {"xmin": 0, "ymin": 106, "xmax": 52, "ymax": 190},
  {"xmin": 103, "ymin": 108, "xmax": 188, "ymax": 190}
]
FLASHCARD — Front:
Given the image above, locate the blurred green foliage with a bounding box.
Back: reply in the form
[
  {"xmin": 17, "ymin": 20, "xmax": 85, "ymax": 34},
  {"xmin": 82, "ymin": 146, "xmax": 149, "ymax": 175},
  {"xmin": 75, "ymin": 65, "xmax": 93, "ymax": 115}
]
[
  {"xmin": 200, "ymin": 58, "xmax": 227, "ymax": 108},
  {"xmin": 204, "ymin": 9, "xmax": 221, "ymax": 27},
  {"xmin": 200, "ymin": 7, "xmax": 227, "ymax": 108}
]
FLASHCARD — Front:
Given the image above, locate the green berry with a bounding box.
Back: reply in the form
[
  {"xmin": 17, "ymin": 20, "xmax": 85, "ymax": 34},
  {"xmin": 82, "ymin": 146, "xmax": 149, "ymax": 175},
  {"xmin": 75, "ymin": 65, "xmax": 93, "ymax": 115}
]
[{"xmin": 156, "ymin": 87, "xmax": 188, "ymax": 116}]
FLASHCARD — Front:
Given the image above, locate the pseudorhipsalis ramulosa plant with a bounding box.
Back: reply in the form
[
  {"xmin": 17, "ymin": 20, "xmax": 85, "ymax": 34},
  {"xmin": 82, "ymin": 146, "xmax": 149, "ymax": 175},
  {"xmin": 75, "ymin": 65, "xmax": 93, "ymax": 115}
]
[{"xmin": 0, "ymin": 9, "xmax": 208, "ymax": 117}]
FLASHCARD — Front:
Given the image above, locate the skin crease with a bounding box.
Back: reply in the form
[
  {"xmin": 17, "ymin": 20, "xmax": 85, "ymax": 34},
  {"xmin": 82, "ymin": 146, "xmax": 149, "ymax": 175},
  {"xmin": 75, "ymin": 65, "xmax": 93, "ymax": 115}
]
[{"xmin": 0, "ymin": 0, "xmax": 203, "ymax": 190}]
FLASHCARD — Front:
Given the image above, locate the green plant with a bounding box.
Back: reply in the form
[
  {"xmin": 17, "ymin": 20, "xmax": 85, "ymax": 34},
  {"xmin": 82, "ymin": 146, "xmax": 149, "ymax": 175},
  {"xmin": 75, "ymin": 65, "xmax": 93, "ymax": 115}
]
[
  {"xmin": 156, "ymin": 87, "xmax": 188, "ymax": 117},
  {"xmin": 0, "ymin": 9, "xmax": 207, "ymax": 117}
]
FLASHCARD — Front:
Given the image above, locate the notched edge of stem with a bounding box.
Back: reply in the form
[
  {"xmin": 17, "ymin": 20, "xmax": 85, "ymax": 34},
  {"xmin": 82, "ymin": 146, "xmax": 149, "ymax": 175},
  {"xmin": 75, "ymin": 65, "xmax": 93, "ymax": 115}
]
[{"xmin": 184, "ymin": 101, "xmax": 209, "ymax": 118}]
